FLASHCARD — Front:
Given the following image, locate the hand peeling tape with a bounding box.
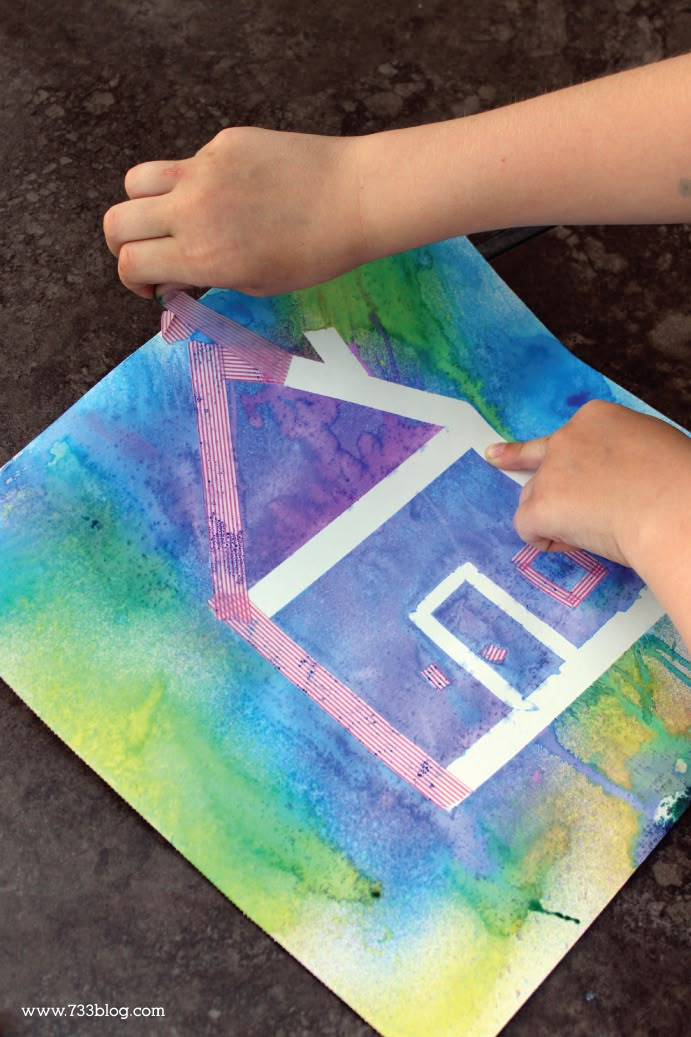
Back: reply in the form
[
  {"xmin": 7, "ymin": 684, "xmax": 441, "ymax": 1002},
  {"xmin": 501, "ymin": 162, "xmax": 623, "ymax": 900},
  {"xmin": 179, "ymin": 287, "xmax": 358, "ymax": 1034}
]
[{"xmin": 161, "ymin": 292, "xmax": 291, "ymax": 383}]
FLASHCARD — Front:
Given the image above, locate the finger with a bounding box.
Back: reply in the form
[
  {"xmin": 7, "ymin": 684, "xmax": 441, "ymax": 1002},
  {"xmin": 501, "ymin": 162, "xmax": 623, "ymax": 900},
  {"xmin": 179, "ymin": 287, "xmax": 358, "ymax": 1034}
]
[
  {"xmin": 117, "ymin": 237, "xmax": 184, "ymax": 298},
  {"xmin": 124, "ymin": 160, "xmax": 187, "ymax": 199},
  {"xmin": 512, "ymin": 476, "xmax": 550, "ymax": 550},
  {"xmin": 512, "ymin": 503, "xmax": 553, "ymax": 553},
  {"xmin": 543, "ymin": 540, "xmax": 574, "ymax": 553},
  {"xmin": 153, "ymin": 282, "xmax": 194, "ymax": 303},
  {"xmin": 485, "ymin": 435, "xmax": 550, "ymax": 471},
  {"xmin": 103, "ymin": 196, "xmax": 172, "ymax": 256},
  {"xmin": 518, "ymin": 477, "xmax": 534, "ymax": 506}
]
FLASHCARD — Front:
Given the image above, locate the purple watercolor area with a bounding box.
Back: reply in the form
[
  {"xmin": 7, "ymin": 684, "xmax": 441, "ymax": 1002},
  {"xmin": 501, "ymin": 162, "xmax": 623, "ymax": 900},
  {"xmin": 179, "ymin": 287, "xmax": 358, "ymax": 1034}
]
[
  {"xmin": 276, "ymin": 450, "xmax": 645, "ymax": 767},
  {"xmin": 231, "ymin": 382, "xmax": 440, "ymax": 584}
]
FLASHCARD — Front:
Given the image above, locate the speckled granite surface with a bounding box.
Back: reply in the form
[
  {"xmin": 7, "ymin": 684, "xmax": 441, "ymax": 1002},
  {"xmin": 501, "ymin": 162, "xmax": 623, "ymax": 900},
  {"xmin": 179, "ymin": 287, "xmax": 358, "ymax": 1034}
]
[{"xmin": 0, "ymin": 2, "xmax": 688, "ymax": 1035}]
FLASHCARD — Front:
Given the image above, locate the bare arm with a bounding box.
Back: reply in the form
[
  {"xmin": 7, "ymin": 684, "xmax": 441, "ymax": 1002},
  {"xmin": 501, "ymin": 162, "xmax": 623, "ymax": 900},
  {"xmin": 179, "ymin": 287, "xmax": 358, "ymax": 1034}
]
[
  {"xmin": 359, "ymin": 53, "xmax": 691, "ymax": 258},
  {"xmin": 104, "ymin": 54, "xmax": 691, "ymax": 297}
]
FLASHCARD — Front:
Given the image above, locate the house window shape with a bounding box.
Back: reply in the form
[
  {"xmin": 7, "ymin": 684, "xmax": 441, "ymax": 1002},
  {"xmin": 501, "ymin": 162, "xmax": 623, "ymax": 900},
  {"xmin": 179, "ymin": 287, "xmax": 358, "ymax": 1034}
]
[{"xmin": 512, "ymin": 544, "xmax": 608, "ymax": 607}]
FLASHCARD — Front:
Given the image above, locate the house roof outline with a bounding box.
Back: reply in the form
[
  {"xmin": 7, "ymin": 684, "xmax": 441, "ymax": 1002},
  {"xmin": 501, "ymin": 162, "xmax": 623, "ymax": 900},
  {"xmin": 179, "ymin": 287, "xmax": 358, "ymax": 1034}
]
[{"xmin": 161, "ymin": 292, "xmax": 663, "ymax": 809}]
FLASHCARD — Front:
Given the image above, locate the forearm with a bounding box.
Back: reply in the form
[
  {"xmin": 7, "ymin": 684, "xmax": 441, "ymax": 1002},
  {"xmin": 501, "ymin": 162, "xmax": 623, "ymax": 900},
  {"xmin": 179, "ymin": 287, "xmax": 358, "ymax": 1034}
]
[{"xmin": 356, "ymin": 54, "xmax": 691, "ymax": 260}]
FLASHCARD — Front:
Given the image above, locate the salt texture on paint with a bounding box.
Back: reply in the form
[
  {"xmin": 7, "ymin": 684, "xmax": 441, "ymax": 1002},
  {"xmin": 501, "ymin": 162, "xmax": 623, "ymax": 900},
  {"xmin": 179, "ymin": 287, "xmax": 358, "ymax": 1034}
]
[{"xmin": 0, "ymin": 237, "xmax": 688, "ymax": 1037}]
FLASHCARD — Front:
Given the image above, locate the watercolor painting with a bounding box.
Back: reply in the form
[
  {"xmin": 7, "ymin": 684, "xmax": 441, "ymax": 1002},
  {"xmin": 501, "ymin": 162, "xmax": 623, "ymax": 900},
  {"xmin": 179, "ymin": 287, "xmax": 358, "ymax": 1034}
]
[{"xmin": 0, "ymin": 237, "xmax": 689, "ymax": 1037}]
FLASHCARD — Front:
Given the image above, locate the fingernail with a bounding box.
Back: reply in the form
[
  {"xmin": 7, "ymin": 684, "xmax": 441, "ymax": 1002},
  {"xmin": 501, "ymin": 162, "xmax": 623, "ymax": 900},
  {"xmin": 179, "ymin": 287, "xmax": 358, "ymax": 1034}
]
[{"xmin": 485, "ymin": 443, "xmax": 505, "ymax": 461}]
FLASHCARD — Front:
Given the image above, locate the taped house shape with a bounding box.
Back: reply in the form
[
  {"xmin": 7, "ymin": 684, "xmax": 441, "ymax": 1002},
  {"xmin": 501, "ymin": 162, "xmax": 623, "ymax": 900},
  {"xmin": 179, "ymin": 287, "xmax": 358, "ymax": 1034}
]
[{"xmin": 162, "ymin": 292, "xmax": 664, "ymax": 810}]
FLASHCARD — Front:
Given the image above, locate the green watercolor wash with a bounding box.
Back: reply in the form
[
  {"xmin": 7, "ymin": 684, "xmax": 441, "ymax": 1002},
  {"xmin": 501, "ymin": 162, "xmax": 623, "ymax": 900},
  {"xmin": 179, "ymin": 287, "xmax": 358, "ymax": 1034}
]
[
  {"xmin": 665, "ymin": 787, "xmax": 691, "ymax": 824},
  {"xmin": 555, "ymin": 636, "xmax": 691, "ymax": 797},
  {"xmin": 640, "ymin": 632, "xmax": 691, "ymax": 689},
  {"xmin": 3, "ymin": 581, "xmax": 381, "ymax": 935},
  {"xmin": 117, "ymin": 697, "xmax": 382, "ymax": 933},
  {"xmin": 123, "ymin": 675, "xmax": 167, "ymax": 753},
  {"xmin": 448, "ymin": 813, "xmax": 571, "ymax": 939},
  {"xmin": 1, "ymin": 450, "xmax": 382, "ymax": 937},
  {"xmin": 275, "ymin": 249, "xmax": 510, "ymax": 437},
  {"xmin": 0, "ymin": 443, "xmax": 178, "ymax": 623},
  {"xmin": 527, "ymin": 900, "xmax": 580, "ymax": 925}
]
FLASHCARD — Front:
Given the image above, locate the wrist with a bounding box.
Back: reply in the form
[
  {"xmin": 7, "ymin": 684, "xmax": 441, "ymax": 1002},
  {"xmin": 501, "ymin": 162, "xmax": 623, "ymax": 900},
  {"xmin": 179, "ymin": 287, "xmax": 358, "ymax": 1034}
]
[
  {"xmin": 352, "ymin": 124, "xmax": 475, "ymax": 261},
  {"xmin": 618, "ymin": 444, "xmax": 691, "ymax": 646},
  {"xmin": 351, "ymin": 111, "xmax": 539, "ymax": 261}
]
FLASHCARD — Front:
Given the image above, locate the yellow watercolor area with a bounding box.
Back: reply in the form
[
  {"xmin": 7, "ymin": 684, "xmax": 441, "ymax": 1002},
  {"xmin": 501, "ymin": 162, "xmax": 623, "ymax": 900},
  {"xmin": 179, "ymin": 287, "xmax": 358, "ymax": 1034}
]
[
  {"xmin": 1, "ymin": 584, "xmax": 381, "ymax": 937},
  {"xmin": 280, "ymin": 750, "xmax": 639, "ymax": 1037},
  {"xmin": 647, "ymin": 656, "xmax": 691, "ymax": 737},
  {"xmin": 556, "ymin": 638, "xmax": 690, "ymax": 792}
]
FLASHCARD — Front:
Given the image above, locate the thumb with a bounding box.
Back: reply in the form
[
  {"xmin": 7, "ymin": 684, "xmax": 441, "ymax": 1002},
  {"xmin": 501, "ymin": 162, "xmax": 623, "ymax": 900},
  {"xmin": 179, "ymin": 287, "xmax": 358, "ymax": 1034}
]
[
  {"xmin": 485, "ymin": 435, "xmax": 550, "ymax": 471},
  {"xmin": 154, "ymin": 281, "xmax": 193, "ymax": 303}
]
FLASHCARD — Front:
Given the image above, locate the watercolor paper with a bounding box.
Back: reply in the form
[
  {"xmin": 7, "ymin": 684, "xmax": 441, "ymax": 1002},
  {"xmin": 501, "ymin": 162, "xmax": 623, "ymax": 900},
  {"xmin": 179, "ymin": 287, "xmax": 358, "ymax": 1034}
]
[{"xmin": 0, "ymin": 238, "xmax": 688, "ymax": 1036}]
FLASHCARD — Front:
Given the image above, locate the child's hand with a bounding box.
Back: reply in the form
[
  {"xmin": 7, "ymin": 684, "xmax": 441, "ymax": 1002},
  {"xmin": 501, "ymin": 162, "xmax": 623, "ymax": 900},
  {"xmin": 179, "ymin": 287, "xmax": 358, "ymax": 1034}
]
[
  {"xmin": 485, "ymin": 400, "xmax": 691, "ymax": 572},
  {"xmin": 103, "ymin": 128, "xmax": 368, "ymax": 299}
]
